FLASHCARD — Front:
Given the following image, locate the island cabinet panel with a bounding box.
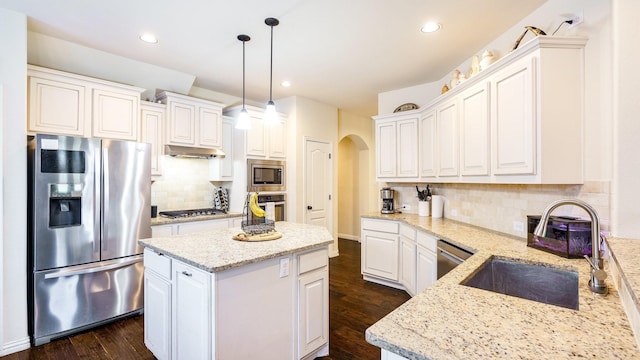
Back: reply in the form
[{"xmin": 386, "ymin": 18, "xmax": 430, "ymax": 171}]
[
  {"xmin": 172, "ymin": 261, "xmax": 211, "ymax": 360},
  {"xmin": 216, "ymin": 256, "xmax": 294, "ymax": 359},
  {"xmin": 297, "ymin": 248, "xmax": 329, "ymax": 359},
  {"xmin": 143, "ymin": 248, "xmax": 172, "ymax": 360},
  {"xmin": 382, "ymin": 349, "xmax": 409, "ymax": 360}
]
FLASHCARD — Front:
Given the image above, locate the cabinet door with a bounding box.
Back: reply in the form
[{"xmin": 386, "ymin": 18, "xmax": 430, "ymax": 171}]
[
  {"xmin": 92, "ymin": 88, "xmax": 139, "ymax": 140},
  {"xmin": 400, "ymin": 237, "xmax": 416, "ymax": 296},
  {"xmin": 396, "ymin": 118, "xmax": 419, "ymax": 177},
  {"xmin": 361, "ymin": 230, "xmax": 399, "ymax": 281},
  {"xmin": 376, "ymin": 121, "xmax": 397, "ymax": 178},
  {"xmin": 209, "ymin": 118, "xmax": 234, "ymax": 181},
  {"xmin": 298, "ymin": 268, "xmax": 329, "ymax": 358},
  {"xmin": 246, "ymin": 115, "xmax": 267, "ymax": 157},
  {"xmin": 460, "ymin": 82, "xmax": 490, "ymax": 176},
  {"xmin": 268, "ymin": 119, "xmax": 287, "ymax": 158},
  {"xmin": 419, "ymin": 110, "xmax": 437, "ymax": 178},
  {"xmin": 167, "ymin": 101, "xmax": 196, "ymax": 146},
  {"xmin": 436, "ymin": 100, "xmax": 459, "ymax": 177},
  {"xmin": 144, "ymin": 270, "xmax": 171, "ymax": 360},
  {"xmin": 28, "ymin": 76, "xmax": 87, "ymax": 136},
  {"xmin": 416, "ymin": 246, "xmax": 437, "ymax": 293},
  {"xmin": 172, "ymin": 261, "xmax": 211, "ymax": 360},
  {"xmin": 141, "ymin": 103, "xmax": 165, "ymax": 176},
  {"xmin": 198, "ymin": 106, "xmax": 222, "ymax": 148},
  {"xmin": 491, "ymin": 55, "xmax": 535, "ymax": 175}
]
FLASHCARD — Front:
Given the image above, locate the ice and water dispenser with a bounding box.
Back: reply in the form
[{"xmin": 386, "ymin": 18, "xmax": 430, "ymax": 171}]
[{"xmin": 49, "ymin": 183, "xmax": 83, "ymax": 227}]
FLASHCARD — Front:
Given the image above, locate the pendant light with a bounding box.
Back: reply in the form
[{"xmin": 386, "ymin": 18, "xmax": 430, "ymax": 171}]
[
  {"xmin": 236, "ymin": 34, "xmax": 252, "ymax": 130},
  {"xmin": 263, "ymin": 17, "xmax": 280, "ymax": 125}
]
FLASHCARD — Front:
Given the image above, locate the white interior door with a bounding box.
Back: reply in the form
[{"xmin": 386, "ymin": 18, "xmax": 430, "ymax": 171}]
[{"xmin": 304, "ymin": 139, "xmax": 332, "ymax": 230}]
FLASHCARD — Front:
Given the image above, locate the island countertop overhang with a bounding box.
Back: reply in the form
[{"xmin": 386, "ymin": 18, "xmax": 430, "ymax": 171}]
[{"xmin": 139, "ymin": 221, "xmax": 333, "ymax": 273}]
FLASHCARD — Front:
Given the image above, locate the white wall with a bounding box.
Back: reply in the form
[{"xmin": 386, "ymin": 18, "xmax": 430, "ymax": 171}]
[{"xmin": 0, "ymin": 8, "xmax": 29, "ymax": 355}]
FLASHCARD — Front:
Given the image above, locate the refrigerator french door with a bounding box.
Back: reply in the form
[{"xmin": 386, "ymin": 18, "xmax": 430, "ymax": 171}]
[{"xmin": 28, "ymin": 134, "xmax": 151, "ymax": 346}]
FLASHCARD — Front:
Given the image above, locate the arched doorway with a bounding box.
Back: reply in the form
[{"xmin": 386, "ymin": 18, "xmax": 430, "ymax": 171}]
[{"xmin": 338, "ymin": 134, "xmax": 370, "ymax": 241}]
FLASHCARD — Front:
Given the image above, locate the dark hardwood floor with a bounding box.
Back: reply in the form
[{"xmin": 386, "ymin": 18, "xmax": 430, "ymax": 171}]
[{"xmin": 3, "ymin": 238, "xmax": 410, "ymax": 360}]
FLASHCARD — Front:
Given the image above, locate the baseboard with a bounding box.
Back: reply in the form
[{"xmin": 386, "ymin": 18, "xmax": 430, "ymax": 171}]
[
  {"xmin": 1, "ymin": 336, "xmax": 31, "ymax": 356},
  {"xmin": 338, "ymin": 233, "xmax": 360, "ymax": 242}
]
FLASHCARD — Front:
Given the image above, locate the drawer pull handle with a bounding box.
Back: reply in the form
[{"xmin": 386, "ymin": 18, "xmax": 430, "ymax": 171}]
[{"xmin": 182, "ymin": 271, "xmax": 192, "ymax": 277}]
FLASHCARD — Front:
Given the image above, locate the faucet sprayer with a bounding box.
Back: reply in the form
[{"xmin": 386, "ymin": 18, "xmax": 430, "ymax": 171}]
[{"xmin": 534, "ymin": 199, "xmax": 608, "ymax": 295}]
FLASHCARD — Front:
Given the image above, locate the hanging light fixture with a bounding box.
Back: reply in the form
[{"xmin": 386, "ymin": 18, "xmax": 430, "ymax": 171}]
[
  {"xmin": 236, "ymin": 34, "xmax": 252, "ymax": 130},
  {"xmin": 264, "ymin": 17, "xmax": 280, "ymax": 125}
]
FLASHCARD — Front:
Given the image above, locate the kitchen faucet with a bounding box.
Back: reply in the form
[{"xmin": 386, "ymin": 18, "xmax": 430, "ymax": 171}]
[{"xmin": 534, "ymin": 199, "xmax": 608, "ymax": 295}]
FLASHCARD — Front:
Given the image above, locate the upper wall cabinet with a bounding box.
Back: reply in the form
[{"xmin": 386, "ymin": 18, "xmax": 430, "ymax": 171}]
[
  {"xmin": 224, "ymin": 105, "xmax": 287, "ymax": 159},
  {"xmin": 27, "ymin": 65, "xmax": 144, "ymax": 140},
  {"xmin": 374, "ymin": 36, "xmax": 588, "ymax": 185},
  {"xmin": 140, "ymin": 101, "xmax": 165, "ymax": 176},
  {"xmin": 374, "ymin": 113, "xmax": 419, "ymax": 180},
  {"xmin": 155, "ymin": 91, "xmax": 224, "ymax": 149}
]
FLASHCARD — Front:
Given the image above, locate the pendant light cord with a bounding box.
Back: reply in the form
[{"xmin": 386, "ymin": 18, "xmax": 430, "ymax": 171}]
[{"xmin": 269, "ymin": 24, "xmax": 273, "ymax": 102}]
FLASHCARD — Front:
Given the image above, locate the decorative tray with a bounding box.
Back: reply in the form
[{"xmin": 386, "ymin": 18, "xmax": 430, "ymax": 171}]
[{"xmin": 232, "ymin": 230, "xmax": 283, "ymax": 242}]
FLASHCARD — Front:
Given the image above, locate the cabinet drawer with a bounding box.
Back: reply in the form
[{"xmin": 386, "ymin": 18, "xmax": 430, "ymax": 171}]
[
  {"xmin": 144, "ymin": 248, "xmax": 171, "ymax": 279},
  {"xmin": 362, "ymin": 219, "xmax": 399, "ymax": 234},
  {"xmin": 399, "ymin": 224, "xmax": 416, "ymax": 240},
  {"xmin": 417, "ymin": 231, "xmax": 438, "ymax": 252},
  {"xmin": 298, "ymin": 248, "xmax": 328, "ymax": 275}
]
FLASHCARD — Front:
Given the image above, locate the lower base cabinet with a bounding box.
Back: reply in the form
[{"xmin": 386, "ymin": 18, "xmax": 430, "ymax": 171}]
[
  {"xmin": 143, "ymin": 246, "xmax": 328, "ymax": 360},
  {"xmin": 361, "ymin": 218, "xmax": 437, "ymax": 296}
]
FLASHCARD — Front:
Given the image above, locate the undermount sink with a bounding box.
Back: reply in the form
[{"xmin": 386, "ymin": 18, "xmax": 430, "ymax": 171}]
[{"xmin": 461, "ymin": 256, "xmax": 579, "ymax": 310}]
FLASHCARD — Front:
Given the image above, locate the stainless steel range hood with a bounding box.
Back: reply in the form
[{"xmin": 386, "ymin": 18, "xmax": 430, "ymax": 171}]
[{"xmin": 164, "ymin": 145, "xmax": 225, "ymax": 158}]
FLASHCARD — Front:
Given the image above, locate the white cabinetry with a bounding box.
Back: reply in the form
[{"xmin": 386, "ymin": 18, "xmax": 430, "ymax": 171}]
[
  {"xmin": 297, "ymin": 248, "xmax": 329, "ymax": 359},
  {"xmin": 143, "ymin": 248, "xmax": 172, "ymax": 360},
  {"xmin": 172, "ymin": 260, "xmax": 211, "ymax": 360},
  {"xmin": 151, "ymin": 217, "xmax": 242, "ymax": 238},
  {"xmin": 209, "ymin": 117, "xmax": 234, "ymax": 181},
  {"xmin": 361, "ymin": 219, "xmax": 400, "ymax": 284},
  {"xmin": 460, "ymin": 82, "xmax": 490, "ymax": 177},
  {"xmin": 416, "ymin": 231, "xmax": 437, "ymax": 293},
  {"xmin": 374, "ymin": 37, "xmax": 587, "ymax": 184},
  {"xmin": 225, "ymin": 105, "xmax": 287, "ymax": 159},
  {"xmin": 140, "ymin": 101, "xmax": 165, "ymax": 176},
  {"xmin": 27, "ymin": 65, "xmax": 143, "ymax": 140},
  {"xmin": 399, "ymin": 225, "xmax": 417, "ymax": 296},
  {"xmin": 156, "ymin": 91, "xmax": 223, "ymax": 149},
  {"xmin": 375, "ymin": 114, "xmax": 419, "ymax": 180},
  {"xmin": 361, "ymin": 218, "xmax": 438, "ymax": 296}
]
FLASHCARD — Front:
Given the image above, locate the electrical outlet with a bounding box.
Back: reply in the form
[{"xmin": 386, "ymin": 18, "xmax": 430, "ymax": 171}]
[
  {"xmin": 567, "ymin": 11, "xmax": 584, "ymax": 29},
  {"xmin": 513, "ymin": 221, "xmax": 525, "ymax": 233},
  {"xmin": 451, "ymin": 209, "xmax": 458, "ymax": 217},
  {"xmin": 279, "ymin": 258, "xmax": 289, "ymax": 278}
]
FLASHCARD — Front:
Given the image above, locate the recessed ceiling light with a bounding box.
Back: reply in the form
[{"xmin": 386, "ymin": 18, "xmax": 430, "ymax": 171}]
[
  {"xmin": 420, "ymin": 22, "xmax": 441, "ymax": 33},
  {"xmin": 139, "ymin": 33, "xmax": 158, "ymax": 44},
  {"xmin": 281, "ymin": 80, "xmax": 291, "ymax": 87}
]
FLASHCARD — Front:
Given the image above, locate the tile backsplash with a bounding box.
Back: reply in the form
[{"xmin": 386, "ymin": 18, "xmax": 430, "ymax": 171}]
[
  {"xmin": 387, "ymin": 181, "xmax": 610, "ymax": 238},
  {"xmin": 151, "ymin": 156, "xmax": 217, "ymax": 211}
]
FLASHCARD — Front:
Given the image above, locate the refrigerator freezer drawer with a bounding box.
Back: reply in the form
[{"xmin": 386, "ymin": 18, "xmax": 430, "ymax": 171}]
[{"xmin": 32, "ymin": 256, "xmax": 144, "ymax": 345}]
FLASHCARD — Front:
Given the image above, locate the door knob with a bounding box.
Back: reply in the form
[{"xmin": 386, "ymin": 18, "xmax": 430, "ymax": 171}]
[{"xmin": 307, "ymin": 205, "xmax": 312, "ymax": 210}]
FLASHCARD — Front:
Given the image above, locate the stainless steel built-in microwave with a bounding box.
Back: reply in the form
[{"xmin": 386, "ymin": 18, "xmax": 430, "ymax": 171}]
[{"xmin": 247, "ymin": 159, "xmax": 285, "ymax": 192}]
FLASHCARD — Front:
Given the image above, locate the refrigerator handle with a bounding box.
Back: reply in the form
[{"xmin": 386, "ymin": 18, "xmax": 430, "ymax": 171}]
[
  {"xmin": 95, "ymin": 147, "xmax": 102, "ymax": 255},
  {"xmin": 102, "ymin": 147, "xmax": 109, "ymax": 251},
  {"xmin": 44, "ymin": 256, "xmax": 142, "ymax": 279}
]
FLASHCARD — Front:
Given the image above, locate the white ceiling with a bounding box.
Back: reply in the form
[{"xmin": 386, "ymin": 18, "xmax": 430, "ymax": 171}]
[{"xmin": 2, "ymin": 0, "xmax": 547, "ymax": 117}]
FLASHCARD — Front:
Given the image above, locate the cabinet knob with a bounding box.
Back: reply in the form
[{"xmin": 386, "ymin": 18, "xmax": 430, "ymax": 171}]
[
  {"xmin": 307, "ymin": 205, "xmax": 313, "ymax": 210},
  {"xmin": 181, "ymin": 271, "xmax": 192, "ymax": 277}
]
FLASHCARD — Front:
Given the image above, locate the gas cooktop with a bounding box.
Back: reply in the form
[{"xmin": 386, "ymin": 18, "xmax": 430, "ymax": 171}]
[{"xmin": 158, "ymin": 208, "xmax": 227, "ymax": 219}]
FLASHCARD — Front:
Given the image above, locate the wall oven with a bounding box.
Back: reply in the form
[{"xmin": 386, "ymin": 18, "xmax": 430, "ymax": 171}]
[
  {"xmin": 247, "ymin": 159, "xmax": 285, "ymax": 192},
  {"xmin": 257, "ymin": 193, "xmax": 286, "ymax": 221}
]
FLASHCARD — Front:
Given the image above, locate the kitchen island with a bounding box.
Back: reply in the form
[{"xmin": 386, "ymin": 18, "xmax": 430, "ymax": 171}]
[
  {"xmin": 139, "ymin": 221, "xmax": 333, "ymax": 360},
  {"xmin": 362, "ymin": 213, "xmax": 640, "ymax": 359}
]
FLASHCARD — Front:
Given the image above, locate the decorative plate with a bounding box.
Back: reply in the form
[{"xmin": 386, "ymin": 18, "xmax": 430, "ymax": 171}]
[{"xmin": 393, "ymin": 103, "xmax": 419, "ymax": 113}]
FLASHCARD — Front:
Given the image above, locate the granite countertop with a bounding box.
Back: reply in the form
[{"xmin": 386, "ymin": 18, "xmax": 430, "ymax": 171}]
[
  {"xmin": 363, "ymin": 212, "xmax": 639, "ymax": 359},
  {"xmin": 150, "ymin": 212, "xmax": 243, "ymax": 226},
  {"xmin": 139, "ymin": 221, "xmax": 333, "ymax": 273}
]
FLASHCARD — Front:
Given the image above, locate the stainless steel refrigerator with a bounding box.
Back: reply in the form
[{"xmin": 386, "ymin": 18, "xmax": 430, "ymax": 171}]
[{"xmin": 27, "ymin": 133, "xmax": 151, "ymax": 346}]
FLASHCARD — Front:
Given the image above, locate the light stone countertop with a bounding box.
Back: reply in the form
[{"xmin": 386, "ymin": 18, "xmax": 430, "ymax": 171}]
[
  {"xmin": 150, "ymin": 212, "xmax": 243, "ymax": 226},
  {"xmin": 139, "ymin": 221, "xmax": 333, "ymax": 273},
  {"xmin": 363, "ymin": 212, "xmax": 639, "ymax": 359}
]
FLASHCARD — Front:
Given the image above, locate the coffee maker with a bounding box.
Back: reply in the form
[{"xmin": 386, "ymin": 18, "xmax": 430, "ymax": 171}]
[{"xmin": 380, "ymin": 187, "xmax": 395, "ymax": 214}]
